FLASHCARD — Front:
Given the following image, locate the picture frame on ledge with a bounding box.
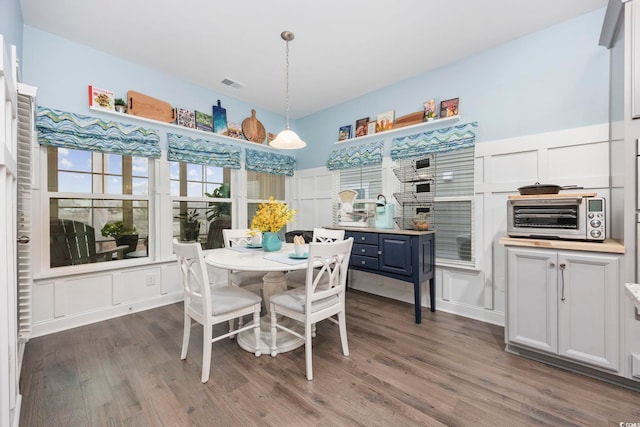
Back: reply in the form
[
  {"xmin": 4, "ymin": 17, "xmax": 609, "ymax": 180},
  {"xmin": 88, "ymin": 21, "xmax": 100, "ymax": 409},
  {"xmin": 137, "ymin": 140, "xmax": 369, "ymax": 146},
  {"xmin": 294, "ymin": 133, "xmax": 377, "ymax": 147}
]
[
  {"xmin": 338, "ymin": 125, "xmax": 352, "ymax": 141},
  {"xmin": 376, "ymin": 110, "xmax": 394, "ymax": 132},
  {"xmin": 440, "ymin": 98, "xmax": 459, "ymax": 118},
  {"xmin": 355, "ymin": 117, "xmax": 369, "ymax": 137},
  {"xmin": 367, "ymin": 121, "xmax": 377, "ymax": 135}
]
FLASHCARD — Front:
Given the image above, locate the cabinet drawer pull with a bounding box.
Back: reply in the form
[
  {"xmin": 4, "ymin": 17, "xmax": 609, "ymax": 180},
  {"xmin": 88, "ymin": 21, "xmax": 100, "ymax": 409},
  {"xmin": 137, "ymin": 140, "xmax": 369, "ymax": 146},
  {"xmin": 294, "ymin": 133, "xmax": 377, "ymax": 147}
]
[
  {"xmin": 549, "ymin": 262, "xmax": 555, "ymax": 268},
  {"xmin": 361, "ymin": 260, "xmax": 365, "ymax": 265},
  {"xmin": 378, "ymin": 251, "xmax": 382, "ymax": 255},
  {"xmin": 361, "ymin": 237, "xmax": 365, "ymax": 241}
]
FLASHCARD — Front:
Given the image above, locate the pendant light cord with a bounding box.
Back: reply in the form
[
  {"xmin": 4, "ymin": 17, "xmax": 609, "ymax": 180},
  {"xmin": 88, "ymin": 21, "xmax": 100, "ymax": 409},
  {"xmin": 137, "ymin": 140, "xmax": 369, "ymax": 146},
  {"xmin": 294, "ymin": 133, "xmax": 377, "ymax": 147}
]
[{"xmin": 284, "ymin": 37, "xmax": 290, "ymax": 130}]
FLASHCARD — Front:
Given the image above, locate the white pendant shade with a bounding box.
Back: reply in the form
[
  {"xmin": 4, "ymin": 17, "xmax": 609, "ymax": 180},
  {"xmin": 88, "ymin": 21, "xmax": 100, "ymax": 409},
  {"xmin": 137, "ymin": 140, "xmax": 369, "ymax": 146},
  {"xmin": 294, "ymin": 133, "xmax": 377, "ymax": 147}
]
[{"xmin": 269, "ymin": 128, "xmax": 306, "ymax": 149}]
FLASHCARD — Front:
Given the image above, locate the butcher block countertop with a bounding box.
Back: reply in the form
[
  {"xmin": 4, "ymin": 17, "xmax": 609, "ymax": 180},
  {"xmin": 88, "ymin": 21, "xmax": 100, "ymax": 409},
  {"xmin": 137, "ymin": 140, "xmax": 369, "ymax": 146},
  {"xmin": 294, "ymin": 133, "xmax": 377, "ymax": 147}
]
[
  {"xmin": 499, "ymin": 236, "xmax": 625, "ymax": 254},
  {"xmin": 325, "ymin": 226, "xmax": 435, "ymax": 236}
]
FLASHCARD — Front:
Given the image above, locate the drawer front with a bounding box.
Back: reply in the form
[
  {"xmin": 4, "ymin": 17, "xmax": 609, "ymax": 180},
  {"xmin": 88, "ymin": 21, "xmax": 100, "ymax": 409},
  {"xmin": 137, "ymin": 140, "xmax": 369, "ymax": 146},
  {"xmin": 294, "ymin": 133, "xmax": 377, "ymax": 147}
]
[
  {"xmin": 351, "ymin": 255, "xmax": 379, "ymax": 270},
  {"xmin": 352, "ymin": 232, "xmax": 378, "ymax": 245},
  {"xmin": 353, "ymin": 243, "xmax": 379, "ymax": 257}
]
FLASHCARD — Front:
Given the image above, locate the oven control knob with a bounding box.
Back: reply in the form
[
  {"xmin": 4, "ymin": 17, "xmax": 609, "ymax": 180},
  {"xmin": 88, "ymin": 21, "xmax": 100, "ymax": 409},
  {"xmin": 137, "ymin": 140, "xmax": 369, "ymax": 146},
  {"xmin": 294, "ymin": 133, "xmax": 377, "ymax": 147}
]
[
  {"xmin": 588, "ymin": 213, "xmax": 595, "ymax": 218},
  {"xmin": 591, "ymin": 229, "xmax": 602, "ymax": 238},
  {"xmin": 591, "ymin": 219, "xmax": 602, "ymax": 228}
]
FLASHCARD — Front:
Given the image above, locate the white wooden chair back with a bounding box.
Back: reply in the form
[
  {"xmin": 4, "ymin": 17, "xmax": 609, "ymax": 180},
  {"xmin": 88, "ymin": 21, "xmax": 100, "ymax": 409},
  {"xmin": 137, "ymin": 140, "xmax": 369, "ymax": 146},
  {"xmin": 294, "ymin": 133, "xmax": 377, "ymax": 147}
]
[
  {"xmin": 222, "ymin": 229, "xmax": 253, "ymax": 247},
  {"xmin": 312, "ymin": 227, "xmax": 345, "ymax": 243},
  {"xmin": 305, "ymin": 237, "xmax": 353, "ymax": 299},
  {"xmin": 174, "ymin": 238, "xmax": 211, "ymax": 322}
]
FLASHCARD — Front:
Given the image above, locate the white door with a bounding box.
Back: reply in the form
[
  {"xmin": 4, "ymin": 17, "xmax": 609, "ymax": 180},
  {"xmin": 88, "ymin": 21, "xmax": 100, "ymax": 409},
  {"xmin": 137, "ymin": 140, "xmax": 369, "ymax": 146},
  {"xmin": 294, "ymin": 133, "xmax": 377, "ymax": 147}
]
[
  {"xmin": 506, "ymin": 247, "xmax": 558, "ymax": 353},
  {"xmin": 557, "ymin": 251, "xmax": 620, "ymax": 371},
  {"xmin": 0, "ymin": 35, "xmax": 21, "ymax": 427}
]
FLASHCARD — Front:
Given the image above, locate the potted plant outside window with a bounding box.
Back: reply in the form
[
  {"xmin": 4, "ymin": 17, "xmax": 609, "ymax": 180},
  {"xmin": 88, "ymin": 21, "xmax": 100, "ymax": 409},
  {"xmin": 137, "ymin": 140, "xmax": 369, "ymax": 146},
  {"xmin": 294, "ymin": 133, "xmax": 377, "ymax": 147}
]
[
  {"xmin": 205, "ymin": 183, "xmax": 231, "ymax": 249},
  {"xmin": 176, "ymin": 209, "xmax": 202, "ymax": 242},
  {"xmin": 100, "ymin": 221, "xmax": 138, "ymax": 254}
]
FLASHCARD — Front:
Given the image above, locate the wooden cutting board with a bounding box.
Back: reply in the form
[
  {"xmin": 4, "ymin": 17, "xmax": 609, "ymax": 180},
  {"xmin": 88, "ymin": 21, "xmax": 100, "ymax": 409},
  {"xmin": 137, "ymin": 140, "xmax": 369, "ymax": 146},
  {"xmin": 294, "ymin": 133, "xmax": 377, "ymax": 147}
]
[
  {"xmin": 127, "ymin": 90, "xmax": 176, "ymax": 123},
  {"xmin": 242, "ymin": 109, "xmax": 266, "ymax": 143},
  {"xmin": 393, "ymin": 111, "xmax": 424, "ymax": 129}
]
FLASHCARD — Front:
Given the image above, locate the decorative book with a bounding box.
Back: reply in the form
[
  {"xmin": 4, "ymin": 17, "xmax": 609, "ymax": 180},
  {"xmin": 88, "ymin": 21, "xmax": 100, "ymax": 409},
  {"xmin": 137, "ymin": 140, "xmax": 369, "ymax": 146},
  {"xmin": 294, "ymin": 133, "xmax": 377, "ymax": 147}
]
[
  {"xmin": 440, "ymin": 98, "xmax": 459, "ymax": 118},
  {"xmin": 376, "ymin": 110, "xmax": 394, "ymax": 132},
  {"xmin": 423, "ymin": 99, "xmax": 437, "ymax": 121},
  {"xmin": 355, "ymin": 117, "xmax": 369, "ymax": 137},
  {"xmin": 88, "ymin": 85, "xmax": 114, "ymax": 111},
  {"xmin": 176, "ymin": 108, "xmax": 196, "ymax": 128},
  {"xmin": 339, "ymin": 125, "xmax": 352, "ymax": 141},
  {"xmin": 195, "ymin": 111, "xmax": 213, "ymax": 132}
]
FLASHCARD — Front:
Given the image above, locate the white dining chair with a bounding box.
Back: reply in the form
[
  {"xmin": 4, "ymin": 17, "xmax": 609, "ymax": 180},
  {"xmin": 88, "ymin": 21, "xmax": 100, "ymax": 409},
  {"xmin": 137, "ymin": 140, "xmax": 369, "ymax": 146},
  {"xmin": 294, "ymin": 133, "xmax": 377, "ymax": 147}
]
[
  {"xmin": 222, "ymin": 229, "xmax": 265, "ymax": 293},
  {"xmin": 269, "ymin": 237, "xmax": 354, "ymax": 381},
  {"xmin": 173, "ymin": 239, "xmax": 262, "ymax": 383},
  {"xmin": 286, "ymin": 228, "xmax": 346, "ymax": 288}
]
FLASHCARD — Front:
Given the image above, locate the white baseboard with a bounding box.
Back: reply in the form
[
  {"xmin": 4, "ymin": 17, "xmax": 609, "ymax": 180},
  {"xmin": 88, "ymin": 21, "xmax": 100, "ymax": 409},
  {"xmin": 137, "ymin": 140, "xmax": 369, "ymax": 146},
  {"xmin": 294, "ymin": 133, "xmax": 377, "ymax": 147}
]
[
  {"xmin": 31, "ymin": 292, "xmax": 184, "ymax": 338},
  {"xmin": 349, "ymin": 274, "xmax": 504, "ymax": 326}
]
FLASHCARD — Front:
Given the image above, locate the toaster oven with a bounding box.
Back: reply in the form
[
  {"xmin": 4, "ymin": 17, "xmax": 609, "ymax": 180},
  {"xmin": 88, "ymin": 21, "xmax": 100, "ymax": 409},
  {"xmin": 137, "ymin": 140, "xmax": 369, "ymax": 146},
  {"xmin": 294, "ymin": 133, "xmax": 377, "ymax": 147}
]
[{"xmin": 507, "ymin": 195, "xmax": 605, "ymax": 241}]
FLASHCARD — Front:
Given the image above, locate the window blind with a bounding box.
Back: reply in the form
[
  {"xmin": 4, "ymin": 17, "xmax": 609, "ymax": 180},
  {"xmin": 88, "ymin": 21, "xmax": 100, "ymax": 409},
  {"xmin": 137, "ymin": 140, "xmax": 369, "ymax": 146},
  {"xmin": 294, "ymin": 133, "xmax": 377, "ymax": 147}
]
[
  {"xmin": 326, "ymin": 140, "xmax": 383, "ymax": 170},
  {"xmin": 167, "ymin": 132, "xmax": 241, "ymax": 169},
  {"xmin": 36, "ymin": 106, "xmax": 161, "ymax": 158},
  {"xmin": 245, "ymin": 148, "xmax": 295, "ymax": 176}
]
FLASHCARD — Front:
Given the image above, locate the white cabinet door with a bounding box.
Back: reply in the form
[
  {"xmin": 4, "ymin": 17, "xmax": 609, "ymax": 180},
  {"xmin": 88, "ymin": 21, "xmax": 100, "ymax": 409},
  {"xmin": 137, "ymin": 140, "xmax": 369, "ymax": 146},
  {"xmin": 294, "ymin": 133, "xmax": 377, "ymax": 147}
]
[
  {"xmin": 557, "ymin": 251, "xmax": 620, "ymax": 371},
  {"xmin": 506, "ymin": 247, "xmax": 558, "ymax": 353}
]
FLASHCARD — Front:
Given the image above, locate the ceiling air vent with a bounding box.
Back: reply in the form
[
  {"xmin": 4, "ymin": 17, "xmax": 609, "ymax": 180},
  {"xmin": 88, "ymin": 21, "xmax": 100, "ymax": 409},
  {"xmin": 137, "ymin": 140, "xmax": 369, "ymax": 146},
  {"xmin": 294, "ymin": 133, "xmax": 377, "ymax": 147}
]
[{"xmin": 220, "ymin": 78, "xmax": 246, "ymax": 89}]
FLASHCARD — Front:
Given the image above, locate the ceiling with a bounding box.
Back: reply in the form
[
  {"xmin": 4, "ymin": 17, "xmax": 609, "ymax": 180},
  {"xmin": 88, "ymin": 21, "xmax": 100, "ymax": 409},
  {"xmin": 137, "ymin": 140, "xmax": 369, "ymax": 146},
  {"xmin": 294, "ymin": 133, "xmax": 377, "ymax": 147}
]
[{"xmin": 20, "ymin": 0, "xmax": 608, "ymax": 118}]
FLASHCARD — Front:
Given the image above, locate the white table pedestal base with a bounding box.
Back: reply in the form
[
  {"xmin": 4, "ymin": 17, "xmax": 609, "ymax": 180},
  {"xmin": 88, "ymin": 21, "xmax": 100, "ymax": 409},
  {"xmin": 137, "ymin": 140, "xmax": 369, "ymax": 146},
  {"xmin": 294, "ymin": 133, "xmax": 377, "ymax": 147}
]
[
  {"xmin": 237, "ymin": 270, "xmax": 304, "ymax": 354},
  {"xmin": 237, "ymin": 317, "xmax": 304, "ymax": 354}
]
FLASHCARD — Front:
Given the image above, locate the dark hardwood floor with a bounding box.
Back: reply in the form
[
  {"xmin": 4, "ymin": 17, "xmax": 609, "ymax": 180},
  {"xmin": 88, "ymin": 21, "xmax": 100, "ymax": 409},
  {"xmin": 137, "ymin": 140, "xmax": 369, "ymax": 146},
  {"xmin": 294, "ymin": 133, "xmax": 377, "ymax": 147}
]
[{"xmin": 20, "ymin": 290, "xmax": 640, "ymax": 426}]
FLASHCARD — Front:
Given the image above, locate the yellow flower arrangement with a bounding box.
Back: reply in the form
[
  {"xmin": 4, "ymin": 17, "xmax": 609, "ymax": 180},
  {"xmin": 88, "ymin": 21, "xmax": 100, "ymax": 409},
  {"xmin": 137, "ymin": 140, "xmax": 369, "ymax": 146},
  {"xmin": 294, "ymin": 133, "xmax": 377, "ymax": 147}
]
[{"xmin": 250, "ymin": 197, "xmax": 297, "ymax": 233}]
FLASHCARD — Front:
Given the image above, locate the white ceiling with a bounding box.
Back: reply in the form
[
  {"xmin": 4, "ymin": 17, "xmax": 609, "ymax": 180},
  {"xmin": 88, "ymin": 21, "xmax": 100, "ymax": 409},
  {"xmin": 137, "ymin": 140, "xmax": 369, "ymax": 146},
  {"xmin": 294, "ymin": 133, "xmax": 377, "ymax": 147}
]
[{"xmin": 20, "ymin": 0, "xmax": 608, "ymax": 118}]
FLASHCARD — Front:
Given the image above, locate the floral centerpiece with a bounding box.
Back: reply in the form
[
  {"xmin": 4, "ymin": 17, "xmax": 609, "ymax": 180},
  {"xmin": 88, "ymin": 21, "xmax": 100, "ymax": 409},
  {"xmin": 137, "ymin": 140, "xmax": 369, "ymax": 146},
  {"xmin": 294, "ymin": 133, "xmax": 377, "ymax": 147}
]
[{"xmin": 249, "ymin": 197, "xmax": 296, "ymax": 251}]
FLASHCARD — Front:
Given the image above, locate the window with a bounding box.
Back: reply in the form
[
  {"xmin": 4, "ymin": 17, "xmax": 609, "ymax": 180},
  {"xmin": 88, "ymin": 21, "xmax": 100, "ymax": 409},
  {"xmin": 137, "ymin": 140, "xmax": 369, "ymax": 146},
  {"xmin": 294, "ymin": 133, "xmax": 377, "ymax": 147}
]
[
  {"xmin": 247, "ymin": 171, "xmax": 286, "ymax": 237},
  {"xmin": 335, "ymin": 164, "xmax": 383, "ymax": 227},
  {"xmin": 47, "ymin": 147, "xmax": 150, "ymax": 267},
  {"xmin": 432, "ymin": 147, "xmax": 474, "ymax": 264},
  {"xmin": 170, "ymin": 161, "xmax": 232, "ymax": 249}
]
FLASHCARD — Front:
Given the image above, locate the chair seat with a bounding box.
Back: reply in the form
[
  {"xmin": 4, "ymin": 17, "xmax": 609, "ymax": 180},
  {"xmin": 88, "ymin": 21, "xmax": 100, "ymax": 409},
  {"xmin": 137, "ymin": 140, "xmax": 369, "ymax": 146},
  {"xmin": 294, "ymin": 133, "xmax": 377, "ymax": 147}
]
[
  {"xmin": 230, "ymin": 270, "xmax": 265, "ymax": 287},
  {"xmin": 210, "ymin": 285, "xmax": 262, "ymax": 316},
  {"xmin": 270, "ymin": 287, "xmax": 339, "ymax": 314}
]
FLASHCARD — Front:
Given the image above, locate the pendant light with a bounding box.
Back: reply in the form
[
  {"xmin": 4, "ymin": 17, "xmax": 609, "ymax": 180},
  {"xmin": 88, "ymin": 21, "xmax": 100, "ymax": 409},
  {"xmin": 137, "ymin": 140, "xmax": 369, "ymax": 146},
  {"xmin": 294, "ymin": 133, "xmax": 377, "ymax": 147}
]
[{"xmin": 269, "ymin": 31, "xmax": 306, "ymax": 149}]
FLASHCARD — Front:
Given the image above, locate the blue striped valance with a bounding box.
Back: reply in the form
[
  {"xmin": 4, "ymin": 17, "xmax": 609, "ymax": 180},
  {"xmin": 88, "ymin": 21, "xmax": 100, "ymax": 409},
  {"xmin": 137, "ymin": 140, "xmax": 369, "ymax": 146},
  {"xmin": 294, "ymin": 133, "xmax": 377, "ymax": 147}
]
[
  {"xmin": 167, "ymin": 133, "xmax": 241, "ymax": 169},
  {"xmin": 245, "ymin": 148, "xmax": 296, "ymax": 176},
  {"xmin": 390, "ymin": 121, "xmax": 478, "ymax": 160},
  {"xmin": 36, "ymin": 107, "xmax": 161, "ymax": 158},
  {"xmin": 326, "ymin": 140, "xmax": 383, "ymax": 170}
]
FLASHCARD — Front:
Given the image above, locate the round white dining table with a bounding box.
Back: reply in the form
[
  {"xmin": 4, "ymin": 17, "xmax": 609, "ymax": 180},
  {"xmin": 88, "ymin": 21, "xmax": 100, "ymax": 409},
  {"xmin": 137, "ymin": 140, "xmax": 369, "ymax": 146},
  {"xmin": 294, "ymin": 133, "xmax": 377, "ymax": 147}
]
[{"xmin": 204, "ymin": 242, "xmax": 311, "ymax": 355}]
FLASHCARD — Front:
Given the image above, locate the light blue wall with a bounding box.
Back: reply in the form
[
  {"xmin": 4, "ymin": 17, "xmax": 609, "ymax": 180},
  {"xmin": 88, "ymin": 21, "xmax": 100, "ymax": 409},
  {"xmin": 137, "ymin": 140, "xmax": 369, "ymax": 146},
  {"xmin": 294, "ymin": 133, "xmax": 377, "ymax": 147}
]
[
  {"xmin": 20, "ymin": 8, "xmax": 608, "ymax": 167},
  {"xmin": 296, "ymin": 8, "xmax": 610, "ymax": 170},
  {"xmin": 0, "ymin": 0, "xmax": 24, "ymax": 68},
  {"xmin": 22, "ymin": 26, "xmax": 288, "ymax": 152}
]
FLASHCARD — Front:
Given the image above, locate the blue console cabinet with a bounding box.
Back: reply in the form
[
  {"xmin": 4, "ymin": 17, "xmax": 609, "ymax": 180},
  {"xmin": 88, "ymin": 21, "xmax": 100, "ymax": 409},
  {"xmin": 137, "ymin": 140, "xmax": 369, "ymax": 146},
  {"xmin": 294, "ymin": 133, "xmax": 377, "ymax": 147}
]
[{"xmin": 328, "ymin": 227, "xmax": 436, "ymax": 324}]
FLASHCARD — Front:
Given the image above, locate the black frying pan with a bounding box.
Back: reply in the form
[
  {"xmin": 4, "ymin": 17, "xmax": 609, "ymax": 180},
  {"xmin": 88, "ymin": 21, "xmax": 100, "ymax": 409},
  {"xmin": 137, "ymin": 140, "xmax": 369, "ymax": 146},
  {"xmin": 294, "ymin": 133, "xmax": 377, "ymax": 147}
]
[{"xmin": 517, "ymin": 182, "xmax": 582, "ymax": 195}]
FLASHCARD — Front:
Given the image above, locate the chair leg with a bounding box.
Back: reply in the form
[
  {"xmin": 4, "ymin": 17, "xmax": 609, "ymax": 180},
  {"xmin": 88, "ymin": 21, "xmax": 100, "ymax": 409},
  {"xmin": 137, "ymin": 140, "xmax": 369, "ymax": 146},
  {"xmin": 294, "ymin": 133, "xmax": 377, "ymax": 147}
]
[
  {"xmin": 181, "ymin": 312, "xmax": 191, "ymax": 360},
  {"xmin": 338, "ymin": 311, "xmax": 349, "ymax": 356},
  {"xmin": 270, "ymin": 303, "xmax": 278, "ymax": 357},
  {"xmin": 253, "ymin": 305, "xmax": 262, "ymax": 357},
  {"xmin": 201, "ymin": 323, "xmax": 212, "ymax": 383},
  {"xmin": 305, "ymin": 323, "xmax": 313, "ymax": 381},
  {"xmin": 228, "ymin": 319, "xmax": 235, "ymax": 339}
]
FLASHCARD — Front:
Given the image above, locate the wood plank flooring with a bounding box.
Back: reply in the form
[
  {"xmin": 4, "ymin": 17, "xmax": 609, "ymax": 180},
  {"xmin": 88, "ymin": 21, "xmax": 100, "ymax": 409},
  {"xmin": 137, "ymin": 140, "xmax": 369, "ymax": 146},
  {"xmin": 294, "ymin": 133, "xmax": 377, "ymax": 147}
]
[{"xmin": 20, "ymin": 290, "xmax": 640, "ymax": 426}]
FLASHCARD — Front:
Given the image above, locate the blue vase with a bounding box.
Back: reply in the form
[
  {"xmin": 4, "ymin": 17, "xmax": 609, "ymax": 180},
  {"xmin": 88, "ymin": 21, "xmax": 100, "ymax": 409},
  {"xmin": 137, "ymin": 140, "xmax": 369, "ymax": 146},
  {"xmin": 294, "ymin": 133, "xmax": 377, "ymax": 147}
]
[{"xmin": 262, "ymin": 232, "xmax": 282, "ymax": 252}]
